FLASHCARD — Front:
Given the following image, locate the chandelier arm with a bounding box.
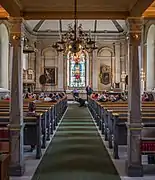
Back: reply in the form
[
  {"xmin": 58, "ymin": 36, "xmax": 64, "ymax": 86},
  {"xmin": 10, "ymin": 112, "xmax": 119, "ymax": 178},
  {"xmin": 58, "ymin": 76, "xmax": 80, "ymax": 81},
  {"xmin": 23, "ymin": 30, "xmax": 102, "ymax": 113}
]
[{"xmin": 74, "ymin": 0, "xmax": 77, "ymax": 40}]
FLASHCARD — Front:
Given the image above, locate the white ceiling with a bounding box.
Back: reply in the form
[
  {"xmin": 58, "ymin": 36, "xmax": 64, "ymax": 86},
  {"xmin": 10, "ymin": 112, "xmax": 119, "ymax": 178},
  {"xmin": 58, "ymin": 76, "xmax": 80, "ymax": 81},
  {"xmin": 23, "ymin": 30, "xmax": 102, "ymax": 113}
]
[{"xmin": 25, "ymin": 20, "xmax": 127, "ymax": 33}]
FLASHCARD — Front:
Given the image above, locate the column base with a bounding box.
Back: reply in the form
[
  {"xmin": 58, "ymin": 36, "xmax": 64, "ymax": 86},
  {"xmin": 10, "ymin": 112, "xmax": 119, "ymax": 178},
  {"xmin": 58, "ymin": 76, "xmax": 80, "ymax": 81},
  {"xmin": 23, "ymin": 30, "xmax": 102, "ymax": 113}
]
[
  {"xmin": 125, "ymin": 160, "xmax": 143, "ymax": 177},
  {"xmin": 9, "ymin": 163, "xmax": 25, "ymax": 176}
]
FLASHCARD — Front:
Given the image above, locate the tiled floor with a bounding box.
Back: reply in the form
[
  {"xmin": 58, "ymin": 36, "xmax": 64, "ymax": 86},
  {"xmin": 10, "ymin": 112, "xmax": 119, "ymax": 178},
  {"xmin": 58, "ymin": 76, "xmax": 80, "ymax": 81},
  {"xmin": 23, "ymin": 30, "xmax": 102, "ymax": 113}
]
[{"xmin": 11, "ymin": 102, "xmax": 155, "ymax": 180}]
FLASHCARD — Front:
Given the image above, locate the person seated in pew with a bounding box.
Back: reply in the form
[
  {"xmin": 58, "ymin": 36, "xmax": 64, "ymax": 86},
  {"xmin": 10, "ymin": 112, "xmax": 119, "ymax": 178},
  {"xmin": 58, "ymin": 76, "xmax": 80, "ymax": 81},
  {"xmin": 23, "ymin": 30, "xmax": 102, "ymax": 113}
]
[
  {"xmin": 25, "ymin": 102, "xmax": 37, "ymax": 152},
  {"xmin": 33, "ymin": 94, "xmax": 41, "ymax": 103},
  {"xmin": 98, "ymin": 92, "xmax": 108, "ymax": 102},
  {"xmin": 91, "ymin": 92, "xmax": 96, "ymax": 99},
  {"xmin": 142, "ymin": 92, "xmax": 149, "ymax": 101},
  {"xmin": 44, "ymin": 95, "xmax": 52, "ymax": 102},
  {"xmin": 3, "ymin": 94, "xmax": 10, "ymax": 101}
]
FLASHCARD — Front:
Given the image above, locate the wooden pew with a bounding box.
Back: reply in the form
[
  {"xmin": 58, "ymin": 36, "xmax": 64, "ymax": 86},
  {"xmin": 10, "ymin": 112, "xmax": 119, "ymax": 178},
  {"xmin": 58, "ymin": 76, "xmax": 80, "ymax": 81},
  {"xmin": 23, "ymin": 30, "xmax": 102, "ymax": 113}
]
[
  {"xmin": 0, "ymin": 115, "xmax": 42, "ymax": 159},
  {"xmin": 0, "ymin": 154, "xmax": 9, "ymax": 180},
  {"xmin": 0, "ymin": 96, "xmax": 68, "ymax": 159},
  {"xmin": 88, "ymin": 97, "xmax": 155, "ymax": 161}
]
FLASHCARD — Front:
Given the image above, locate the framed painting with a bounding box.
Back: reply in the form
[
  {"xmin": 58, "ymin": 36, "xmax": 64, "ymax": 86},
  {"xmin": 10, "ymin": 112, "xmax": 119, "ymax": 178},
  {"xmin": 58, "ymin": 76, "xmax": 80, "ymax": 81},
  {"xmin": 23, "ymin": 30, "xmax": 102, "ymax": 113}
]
[
  {"xmin": 100, "ymin": 64, "xmax": 111, "ymax": 85},
  {"xmin": 44, "ymin": 67, "xmax": 57, "ymax": 86}
]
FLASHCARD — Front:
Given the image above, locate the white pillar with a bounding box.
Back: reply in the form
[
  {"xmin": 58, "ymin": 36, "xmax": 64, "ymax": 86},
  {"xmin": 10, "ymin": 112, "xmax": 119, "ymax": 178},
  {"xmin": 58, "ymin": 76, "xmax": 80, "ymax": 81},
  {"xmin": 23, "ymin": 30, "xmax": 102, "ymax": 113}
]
[
  {"xmin": 0, "ymin": 24, "xmax": 9, "ymax": 89},
  {"xmin": 35, "ymin": 41, "xmax": 42, "ymax": 91},
  {"xmin": 57, "ymin": 51, "xmax": 64, "ymax": 91},
  {"xmin": 115, "ymin": 42, "xmax": 121, "ymax": 84},
  {"xmin": 92, "ymin": 49, "xmax": 98, "ymax": 91}
]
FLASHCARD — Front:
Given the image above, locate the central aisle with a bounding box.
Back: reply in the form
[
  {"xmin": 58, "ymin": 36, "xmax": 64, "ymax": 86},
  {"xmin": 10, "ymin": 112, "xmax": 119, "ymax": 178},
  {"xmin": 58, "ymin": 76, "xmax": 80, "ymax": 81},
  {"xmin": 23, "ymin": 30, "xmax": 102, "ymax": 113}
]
[{"xmin": 31, "ymin": 104, "xmax": 120, "ymax": 180}]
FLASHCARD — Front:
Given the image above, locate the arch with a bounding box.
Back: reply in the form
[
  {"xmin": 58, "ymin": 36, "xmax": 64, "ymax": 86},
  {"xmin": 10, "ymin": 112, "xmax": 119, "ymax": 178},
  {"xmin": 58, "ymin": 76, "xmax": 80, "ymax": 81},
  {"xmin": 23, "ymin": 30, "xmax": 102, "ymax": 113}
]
[
  {"xmin": 0, "ymin": 23, "xmax": 9, "ymax": 89},
  {"xmin": 42, "ymin": 47, "xmax": 57, "ymax": 57},
  {"xmin": 42, "ymin": 47, "xmax": 57, "ymax": 69},
  {"xmin": 146, "ymin": 24, "xmax": 155, "ymax": 90},
  {"xmin": 97, "ymin": 46, "xmax": 114, "ymax": 57}
]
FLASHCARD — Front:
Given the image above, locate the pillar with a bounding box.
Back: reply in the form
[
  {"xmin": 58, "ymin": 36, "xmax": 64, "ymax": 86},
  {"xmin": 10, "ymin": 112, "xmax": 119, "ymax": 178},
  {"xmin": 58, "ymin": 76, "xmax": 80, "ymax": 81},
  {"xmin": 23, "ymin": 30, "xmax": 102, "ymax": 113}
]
[
  {"xmin": 140, "ymin": 21, "xmax": 145, "ymax": 94},
  {"xmin": 35, "ymin": 41, "xmax": 42, "ymax": 91},
  {"xmin": 92, "ymin": 49, "xmax": 98, "ymax": 91},
  {"xmin": 57, "ymin": 51, "xmax": 64, "ymax": 91},
  {"xmin": 88, "ymin": 51, "xmax": 93, "ymax": 86},
  {"xmin": 115, "ymin": 42, "xmax": 121, "ymax": 84},
  {"xmin": 120, "ymin": 42, "xmax": 126, "ymax": 90},
  {"xmin": 143, "ymin": 43, "xmax": 147, "ymax": 91},
  {"xmin": 9, "ymin": 17, "xmax": 25, "ymax": 176},
  {"xmin": 126, "ymin": 17, "xmax": 143, "ymax": 177}
]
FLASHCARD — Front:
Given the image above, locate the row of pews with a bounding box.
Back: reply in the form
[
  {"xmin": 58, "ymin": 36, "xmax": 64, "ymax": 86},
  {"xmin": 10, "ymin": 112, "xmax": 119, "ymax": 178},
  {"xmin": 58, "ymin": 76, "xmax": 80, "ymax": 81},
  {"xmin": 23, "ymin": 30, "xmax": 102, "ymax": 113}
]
[
  {"xmin": 88, "ymin": 97, "xmax": 155, "ymax": 166},
  {"xmin": 0, "ymin": 95, "xmax": 68, "ymax": 180}
]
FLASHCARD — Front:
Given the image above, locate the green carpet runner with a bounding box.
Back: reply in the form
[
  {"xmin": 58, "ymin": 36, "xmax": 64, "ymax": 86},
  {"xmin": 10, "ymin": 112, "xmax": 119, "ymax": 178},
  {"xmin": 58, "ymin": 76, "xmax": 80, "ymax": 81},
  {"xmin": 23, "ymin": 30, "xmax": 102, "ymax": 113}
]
[{"xmin": 31, "ymin": 104, "xmax": 120, "ymax": 180}]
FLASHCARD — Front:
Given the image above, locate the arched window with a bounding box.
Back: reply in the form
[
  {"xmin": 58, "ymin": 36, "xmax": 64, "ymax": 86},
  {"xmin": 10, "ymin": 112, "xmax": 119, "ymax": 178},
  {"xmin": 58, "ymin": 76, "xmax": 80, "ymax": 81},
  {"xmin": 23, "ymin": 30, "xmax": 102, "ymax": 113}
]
[{"xmin": 67, "ymin": 51, "xmax": 86, "ymax": 88}]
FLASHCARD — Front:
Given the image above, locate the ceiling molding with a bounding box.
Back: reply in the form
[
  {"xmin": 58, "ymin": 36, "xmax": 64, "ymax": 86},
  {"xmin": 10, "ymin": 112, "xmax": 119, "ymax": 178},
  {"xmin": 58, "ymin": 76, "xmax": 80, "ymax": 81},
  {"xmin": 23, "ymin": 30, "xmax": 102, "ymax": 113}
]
[
  {"xmin": 33, "ymin": 20, "xmax": 44, "ymax": 32},
  {"xmin": 22, "ymin": 11, "xmax": 129, "ymax": 20},
  {"xmin": 112, "ymin": 20, "xmax": 124, "ymax": 32}
]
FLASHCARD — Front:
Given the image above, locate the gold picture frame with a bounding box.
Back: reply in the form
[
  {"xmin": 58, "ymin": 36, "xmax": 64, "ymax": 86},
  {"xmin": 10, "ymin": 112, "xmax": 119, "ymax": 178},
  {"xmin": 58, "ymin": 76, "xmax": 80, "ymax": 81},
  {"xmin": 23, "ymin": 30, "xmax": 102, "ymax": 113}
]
[
  {"xmin": 99, "ymin": 64, "xmax": 111, "ymax": 85},
  {"xmin": 44, "ymin": 67, "xmax": 57, "ymax": 86}
]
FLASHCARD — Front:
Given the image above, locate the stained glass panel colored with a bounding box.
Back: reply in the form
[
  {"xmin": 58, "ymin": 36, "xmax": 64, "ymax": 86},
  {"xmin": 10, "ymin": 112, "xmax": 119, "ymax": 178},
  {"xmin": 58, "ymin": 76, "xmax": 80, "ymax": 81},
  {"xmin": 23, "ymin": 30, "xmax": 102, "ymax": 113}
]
[{"xmin": 67, "ymin": 52, "xmax": 86, "ymax": 88}]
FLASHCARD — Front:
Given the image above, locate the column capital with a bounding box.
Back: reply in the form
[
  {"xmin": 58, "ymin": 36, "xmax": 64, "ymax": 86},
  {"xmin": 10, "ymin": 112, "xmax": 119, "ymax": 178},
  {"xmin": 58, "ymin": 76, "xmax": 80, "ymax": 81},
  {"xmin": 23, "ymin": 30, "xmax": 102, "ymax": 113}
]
[
  {"xmin": 9, "ymin": 17, "xmax": 24, "ymax": 45},
  {"xmin": 126, "ymin": 17, "xmax": 143, "ymax": 33},
  {"xmin": 126, "ymin": 17, "xmax": 143, "ymax": 45}
]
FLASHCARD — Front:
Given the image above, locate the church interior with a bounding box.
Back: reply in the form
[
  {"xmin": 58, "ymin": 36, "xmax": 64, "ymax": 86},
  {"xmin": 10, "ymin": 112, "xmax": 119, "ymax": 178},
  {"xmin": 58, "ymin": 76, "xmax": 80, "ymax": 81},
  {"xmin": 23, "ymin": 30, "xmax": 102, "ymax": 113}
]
[{"xmin": 1, "ymin": 0, "xmax": 155, "ymax": 180}]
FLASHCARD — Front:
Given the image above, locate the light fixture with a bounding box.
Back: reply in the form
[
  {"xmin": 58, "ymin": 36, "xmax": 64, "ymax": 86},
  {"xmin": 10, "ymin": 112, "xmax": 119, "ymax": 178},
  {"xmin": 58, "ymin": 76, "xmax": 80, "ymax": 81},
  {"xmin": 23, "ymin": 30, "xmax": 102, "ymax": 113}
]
[
  {"xmin": 52, "ymin": 0, "xmax": 97, "ymax": 53},
  {"xmin": 23, "ymin": 38, "xmax": 37, "ymax": 54}
]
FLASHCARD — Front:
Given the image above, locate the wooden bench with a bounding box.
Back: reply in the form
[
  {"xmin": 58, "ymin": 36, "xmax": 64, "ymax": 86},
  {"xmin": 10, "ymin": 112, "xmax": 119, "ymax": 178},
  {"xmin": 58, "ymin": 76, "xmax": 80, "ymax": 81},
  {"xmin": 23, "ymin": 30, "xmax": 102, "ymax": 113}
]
[
  {"xmin": 88, "ymin": 97, "xmax": 155, "ymax": 161},
  {"xmin": 0, "ymin": 154, "xmax": 9, "ymax": 180}
]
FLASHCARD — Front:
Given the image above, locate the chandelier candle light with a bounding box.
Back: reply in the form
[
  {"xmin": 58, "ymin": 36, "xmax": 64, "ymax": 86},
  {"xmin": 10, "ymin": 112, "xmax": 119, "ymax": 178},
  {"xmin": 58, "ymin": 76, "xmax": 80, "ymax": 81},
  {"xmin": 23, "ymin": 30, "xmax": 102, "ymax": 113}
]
[{"xmin": 52, "ymin": 0, "xmax": 97, "ymax": 53}]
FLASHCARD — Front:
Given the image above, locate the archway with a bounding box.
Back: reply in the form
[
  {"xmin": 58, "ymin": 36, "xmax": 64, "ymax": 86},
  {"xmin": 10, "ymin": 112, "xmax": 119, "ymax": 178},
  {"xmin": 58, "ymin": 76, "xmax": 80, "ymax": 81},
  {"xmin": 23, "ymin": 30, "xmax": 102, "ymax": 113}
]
[
  {"xmin": 98, "ymin": 47, "xmax": 114, "ymax": 90},
  {"xmin": 146, "ymin": 24, "xmax": 155, "ymax": 90},
  {"xmin": 0, "ymin": 23, "xmax": 9, "ymax": 89}
]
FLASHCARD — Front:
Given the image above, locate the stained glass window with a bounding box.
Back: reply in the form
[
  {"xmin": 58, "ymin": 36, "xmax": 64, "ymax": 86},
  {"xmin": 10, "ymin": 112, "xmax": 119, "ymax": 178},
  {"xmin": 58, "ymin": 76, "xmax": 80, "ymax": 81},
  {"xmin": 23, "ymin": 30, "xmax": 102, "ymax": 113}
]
[{"xmin": 67, "ymin": 51, "xmax": 86, "ymax": 88}]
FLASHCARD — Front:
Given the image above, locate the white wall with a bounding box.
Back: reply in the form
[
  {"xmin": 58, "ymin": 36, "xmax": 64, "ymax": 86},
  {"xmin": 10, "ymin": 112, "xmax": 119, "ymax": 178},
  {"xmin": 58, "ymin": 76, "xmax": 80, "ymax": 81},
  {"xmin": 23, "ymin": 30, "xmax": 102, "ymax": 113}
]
[
  {"xmin": 0, "ymin": 24, "xmax": 9, "ymax": 89},
  {"xmin": 23, "ymin": 54, "xmax": 28, "ymax": 70},
  {"xmin": 146, "ymin": 24, "xmax": 155, "ymax": 90}
]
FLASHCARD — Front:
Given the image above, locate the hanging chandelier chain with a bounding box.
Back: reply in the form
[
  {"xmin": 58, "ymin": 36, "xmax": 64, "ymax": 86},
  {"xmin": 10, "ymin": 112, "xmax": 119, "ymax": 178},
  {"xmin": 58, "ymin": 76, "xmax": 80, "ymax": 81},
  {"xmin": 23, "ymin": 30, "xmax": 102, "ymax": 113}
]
[
  {"xmin": 74, "ymin": 0, "xmax": 77, "ymax": 40},
  {"xmin": 52, "ymin": 0, "xmax": 98, "ymax": 53}
]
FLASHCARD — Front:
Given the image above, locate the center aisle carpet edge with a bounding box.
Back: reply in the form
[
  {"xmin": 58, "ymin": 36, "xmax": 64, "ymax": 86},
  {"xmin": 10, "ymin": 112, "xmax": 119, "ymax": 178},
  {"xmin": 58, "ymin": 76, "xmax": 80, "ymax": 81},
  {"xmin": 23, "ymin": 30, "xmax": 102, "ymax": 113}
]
[{"xmin": 31, "ymin": 104, "xmax": 120, "ymax": 180}]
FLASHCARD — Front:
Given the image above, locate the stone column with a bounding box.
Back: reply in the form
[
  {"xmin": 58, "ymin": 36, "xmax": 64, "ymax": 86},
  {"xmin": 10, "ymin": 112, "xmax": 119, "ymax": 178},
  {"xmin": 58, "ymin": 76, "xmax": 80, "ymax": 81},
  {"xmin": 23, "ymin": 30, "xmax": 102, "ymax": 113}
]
[
  {"xmin": 57, "ymin": 51, "xmax": 64, "ymax": 91},
  {"xmin": 120, "ymin": 42, "xmax": 126, "ymax": 91},
  {"xmin": 92, "ymin": 49, "xmax": 98, "ymax": 91},
  {"xmin": 126, "ymin": 17, "xmax": 143, "ymax": 177},
  {"xmin": 140, "ymin": 22, "xmax": 145, "ymax": 94},
  {"xmin": 35, "ymin": 41, "xmax": 42, "ymax": 91},
  {"xmin": 88, "ymin": 51, "xmax": 93, "ymax": 86},
  {"xmin": 115, "ymin": 42, "xmax": 121, "ymax": 85},
  {"xmin": 9, "ymin": 17, "xmax": 25, "ymax": 176}
]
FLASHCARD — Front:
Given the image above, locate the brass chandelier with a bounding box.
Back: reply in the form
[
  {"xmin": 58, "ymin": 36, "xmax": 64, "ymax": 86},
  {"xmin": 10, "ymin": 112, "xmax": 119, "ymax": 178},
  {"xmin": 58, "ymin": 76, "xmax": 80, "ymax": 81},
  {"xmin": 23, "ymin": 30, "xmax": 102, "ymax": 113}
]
[{"xmin": 52, "ymin": 0, "xmax": 97, "ymax": 53}]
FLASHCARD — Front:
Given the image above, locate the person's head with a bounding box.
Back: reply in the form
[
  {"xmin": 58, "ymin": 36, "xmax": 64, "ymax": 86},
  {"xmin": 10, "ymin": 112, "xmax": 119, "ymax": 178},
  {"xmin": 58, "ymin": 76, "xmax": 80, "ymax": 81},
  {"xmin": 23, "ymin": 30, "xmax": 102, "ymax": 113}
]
[
  {"xmin": 28, "ymin": 102, "xmax": 36, "ymax": 112},
  {"xmin": 49, "ymin": 93, "xmax": 53, "ymax": 98},
  {"xmin": 36, "ymin": 94, "xmax": 39, "ymax": 100},
  {"xmin": 25, "ymin": 93, "xmax": 29, "ymax": 99},
  {"xmin": 4, "ymin": 94, "xmax": 10, "ymax": 100}
]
